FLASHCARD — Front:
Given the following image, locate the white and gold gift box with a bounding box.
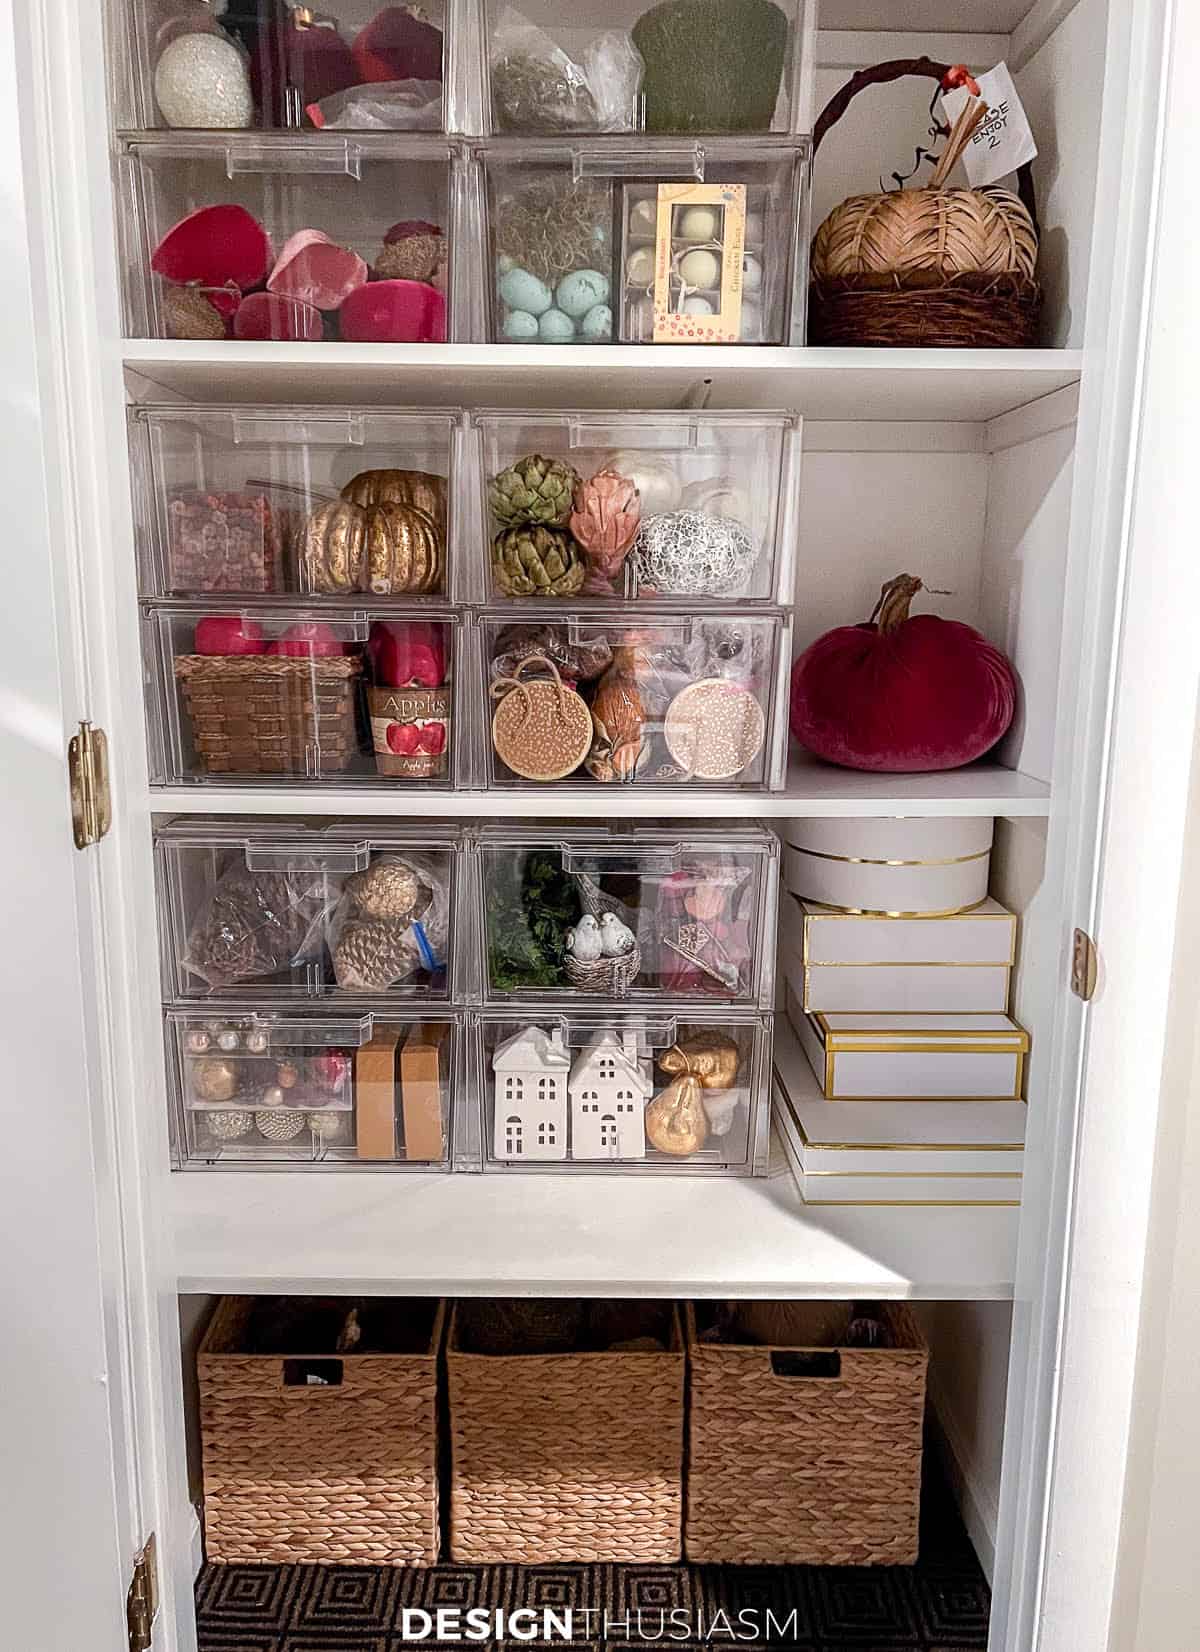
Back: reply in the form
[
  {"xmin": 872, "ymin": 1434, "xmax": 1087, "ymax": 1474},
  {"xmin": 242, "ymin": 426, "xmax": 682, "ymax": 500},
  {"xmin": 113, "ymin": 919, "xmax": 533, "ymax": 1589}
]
[
  {"xmin": 781, "ymin": 816, "xmax": 994, "ymax": 915},
  {"xmin": 772, "ymin": 1020, "xmax": 1024, "ymax": 1206},
  {"xmin": 782, "ymin": 894, "xmax": 1016, "ymax": 1013},
  {"xmin": 786, "ymin": 984, "xmax": 1029, "ymax": 1101}
]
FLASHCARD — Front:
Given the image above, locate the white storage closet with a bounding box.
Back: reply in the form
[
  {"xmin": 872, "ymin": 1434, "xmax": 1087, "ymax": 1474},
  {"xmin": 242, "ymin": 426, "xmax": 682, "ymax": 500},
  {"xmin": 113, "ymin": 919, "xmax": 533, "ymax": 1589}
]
[{"xmin": 6, "ymin": 0, "xmax": 1187, "ymax": 1649}]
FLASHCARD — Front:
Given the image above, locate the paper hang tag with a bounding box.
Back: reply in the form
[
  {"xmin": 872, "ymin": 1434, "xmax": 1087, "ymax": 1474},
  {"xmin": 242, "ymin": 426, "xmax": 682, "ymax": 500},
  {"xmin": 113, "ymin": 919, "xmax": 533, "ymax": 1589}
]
[{"xmin": 941, "ymin": 63, "xmax": 1037, "ymax": 188}]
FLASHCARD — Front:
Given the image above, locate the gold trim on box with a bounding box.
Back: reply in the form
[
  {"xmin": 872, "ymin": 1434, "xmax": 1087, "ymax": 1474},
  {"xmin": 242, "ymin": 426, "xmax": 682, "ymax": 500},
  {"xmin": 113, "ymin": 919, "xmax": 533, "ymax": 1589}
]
[
  {"xmin": 798, "ymin": 1195, "xmax": 1022, "ymax": 1207},
  {"xmin": 800, "ymin": 1168, "xmax": 1023, "ymax": 1178},
  {"xmin": 814, "ymin": 1011, "xmax": 1030, "ymax": 1051},
  {"xmin": 790, "ymin": 845, "xmax": 992, "ymax": 868},
  {"xmin": 774, "ymin": 1100, "xmax": 1026, "ymax": 1153},
  {"xmin": 796, "ymin": 901, "xmax": 1019, "ymax": 970},
  {"xmin": 798, "ymin": 895, "xmax": 991, "ymax": 919}
]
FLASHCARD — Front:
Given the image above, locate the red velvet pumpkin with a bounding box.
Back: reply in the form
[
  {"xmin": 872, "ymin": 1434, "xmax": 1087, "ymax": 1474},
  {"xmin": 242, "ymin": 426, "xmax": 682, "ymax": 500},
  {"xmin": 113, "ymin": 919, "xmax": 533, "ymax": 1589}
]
[{"xmin": 790, "ymin": 574, "xmax": 1017, "ymax": 772}]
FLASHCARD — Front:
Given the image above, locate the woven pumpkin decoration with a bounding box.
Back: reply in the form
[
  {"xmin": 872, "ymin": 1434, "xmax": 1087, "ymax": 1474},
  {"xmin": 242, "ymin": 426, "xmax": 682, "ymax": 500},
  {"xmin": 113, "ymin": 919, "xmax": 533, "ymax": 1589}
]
[{"xmin": 809, "ymin": 57, "xmax": 1042, "ymax": 348}]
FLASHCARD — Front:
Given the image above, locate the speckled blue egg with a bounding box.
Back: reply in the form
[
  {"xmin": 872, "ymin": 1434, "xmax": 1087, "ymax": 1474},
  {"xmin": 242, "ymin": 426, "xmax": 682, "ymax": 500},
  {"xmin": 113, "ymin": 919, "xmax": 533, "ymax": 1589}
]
[
  {"xmin": 556, "ymin": 269, "xmax": 610, "ymax": 319},
  {"xmin": 498, "ymin": 266, "xmax": 552, "ymax": 316},
  {"xmin": 496, "ymin": 253, "xmax": 515, "ymax": 274},
  {"xmin": 501, "ymin": 309, "xmax": 540, "ymax": 341},
  {"xmin": 538, "ymin": 308, "xmax": 576, "ymax": 341},
  {"xmin": 579, "ymin": 303, "xmax": 613, "ymax": 341}
]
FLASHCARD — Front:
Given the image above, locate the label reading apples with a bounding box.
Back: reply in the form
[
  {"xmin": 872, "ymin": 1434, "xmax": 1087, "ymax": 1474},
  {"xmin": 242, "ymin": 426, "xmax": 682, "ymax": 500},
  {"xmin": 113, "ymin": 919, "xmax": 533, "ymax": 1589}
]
[{"xmin": 368, "ymin": 684, "xmax": 450, "ymax": 779}]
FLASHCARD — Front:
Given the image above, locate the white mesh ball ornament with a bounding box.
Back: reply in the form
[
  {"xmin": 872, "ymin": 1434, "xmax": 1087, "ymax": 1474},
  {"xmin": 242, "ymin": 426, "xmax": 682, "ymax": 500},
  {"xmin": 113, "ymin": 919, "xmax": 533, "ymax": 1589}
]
[{"xmin": 629, "ymin": 511, "xmax": 759, "ymax": 596}]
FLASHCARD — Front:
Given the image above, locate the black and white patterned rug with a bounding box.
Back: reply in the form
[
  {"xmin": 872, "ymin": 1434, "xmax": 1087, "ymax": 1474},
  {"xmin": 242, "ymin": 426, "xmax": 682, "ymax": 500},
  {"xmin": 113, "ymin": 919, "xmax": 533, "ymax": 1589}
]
[{"xmin": 196, "ymin": 1470, "xmax": 988, "ymax": 1651}]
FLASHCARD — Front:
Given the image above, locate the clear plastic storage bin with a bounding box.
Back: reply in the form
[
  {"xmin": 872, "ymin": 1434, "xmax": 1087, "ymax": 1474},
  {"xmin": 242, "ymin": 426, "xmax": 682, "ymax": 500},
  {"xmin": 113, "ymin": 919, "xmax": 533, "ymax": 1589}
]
[
  {"xmin": 145, "ymin": 605, "xmax": 460, "ymax": 785},
  {"xmin": 154, "ymin": 820, "xmax": 464, "ymax": 1000},
  {"xmin": 471, "ymin": 409, "xmax": 799, "ymax": 604},
  {"xmin": 474, "ymin": 606, "xmax": 791, "ymax": 790},
  {"xmin": 479, "ymin": 0, "xmax": 813, "ymax": 137},
  {"xmin": 115, "ymin": 0, "xmax": 453, "ymax": 134},
  {"xmin": 168, "ymin": 1008, "xmax": 459, "ymax": 1168},
  {"xmin": 477, "ymin": 138, "xmax": 809, "ymax": 346},
  {"xmin": 117, "ymin": 133, "xmax": 458, "ymax": 341},
  {"xmin": 473, "ymin": 826, "xmax": 778, "ymax": 1006},
  {"xmin": 464, "ymin": 1009, "xmax": 772, "ymax": 1174},
  {"xmin": 130, "ymin": 405, "xmax": 461, "ymax": 600}
]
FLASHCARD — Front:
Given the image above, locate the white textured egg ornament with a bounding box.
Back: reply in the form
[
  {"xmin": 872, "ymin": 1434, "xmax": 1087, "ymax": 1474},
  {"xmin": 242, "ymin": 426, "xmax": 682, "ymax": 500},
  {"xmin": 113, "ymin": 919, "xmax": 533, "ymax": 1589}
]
[
  {"xmin": 154, "ymin": 33, "xmax": 252, "ymax": 129},
  {"xmin": 603, "ymin": 451, "xmax": 681, "ymax": 514}
]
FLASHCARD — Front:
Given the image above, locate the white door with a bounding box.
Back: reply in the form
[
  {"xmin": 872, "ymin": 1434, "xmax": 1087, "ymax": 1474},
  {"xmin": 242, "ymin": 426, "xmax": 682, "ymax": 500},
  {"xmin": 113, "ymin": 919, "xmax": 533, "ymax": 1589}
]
[{"xmin": 0, "ymin": 3, "xmax": 180, "ymax": 1646}]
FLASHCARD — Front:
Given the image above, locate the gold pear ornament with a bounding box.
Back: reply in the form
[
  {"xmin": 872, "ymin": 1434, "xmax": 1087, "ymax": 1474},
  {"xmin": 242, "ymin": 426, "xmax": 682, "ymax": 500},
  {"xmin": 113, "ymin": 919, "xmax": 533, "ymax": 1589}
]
[{"xmin": 645, "ymin": 1071, "xmax": 710, "ymax": 1157}]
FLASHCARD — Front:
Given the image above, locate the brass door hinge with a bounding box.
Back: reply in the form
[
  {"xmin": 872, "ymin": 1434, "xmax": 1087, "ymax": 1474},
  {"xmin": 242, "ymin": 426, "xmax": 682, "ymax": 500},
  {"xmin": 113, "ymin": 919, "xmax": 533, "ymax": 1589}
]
[
  {"xmin": 127, "ymin": 1533, "xmax": 157, "ymax": 1652},
  {"xmin": 1071, "ymin": 928, "xmax": 1099, "ymax": 1001},
  {"xmin": 68, "ymin": 721, "xmax": 111, "ymax": 848}
]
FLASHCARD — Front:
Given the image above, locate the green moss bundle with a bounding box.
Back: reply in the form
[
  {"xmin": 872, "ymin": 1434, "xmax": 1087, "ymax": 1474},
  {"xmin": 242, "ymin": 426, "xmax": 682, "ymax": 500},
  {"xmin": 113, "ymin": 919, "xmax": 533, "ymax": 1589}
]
[{"xmin": 632, "ymin": 0, "xmax": 789, "ymax": 133}]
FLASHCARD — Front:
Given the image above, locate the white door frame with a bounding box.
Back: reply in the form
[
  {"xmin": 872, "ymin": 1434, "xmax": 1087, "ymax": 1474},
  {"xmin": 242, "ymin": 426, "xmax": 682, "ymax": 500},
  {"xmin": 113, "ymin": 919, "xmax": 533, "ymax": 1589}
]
[{"xmin": 2, "ymin": 0, "xmax": 1195, "ymax": 1648}]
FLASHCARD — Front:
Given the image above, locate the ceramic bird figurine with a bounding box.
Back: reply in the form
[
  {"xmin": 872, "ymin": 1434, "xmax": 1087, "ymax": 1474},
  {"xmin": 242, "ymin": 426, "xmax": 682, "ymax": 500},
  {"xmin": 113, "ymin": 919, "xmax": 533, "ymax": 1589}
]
[
  {"xmin": 599, "ymin": 912, "xmax": 636, "ymax": 957},
  {"xmin": 566, "ymin": 913, "xmax": 603, "ymax": 962}
]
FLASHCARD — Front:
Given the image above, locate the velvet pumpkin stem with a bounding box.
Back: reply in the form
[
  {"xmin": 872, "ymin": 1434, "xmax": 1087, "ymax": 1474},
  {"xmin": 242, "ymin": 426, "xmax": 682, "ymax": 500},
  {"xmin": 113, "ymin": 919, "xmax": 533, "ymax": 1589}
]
[{"xmin": 869, "ymin": 574, "xmax": 925, "ymax": 633}]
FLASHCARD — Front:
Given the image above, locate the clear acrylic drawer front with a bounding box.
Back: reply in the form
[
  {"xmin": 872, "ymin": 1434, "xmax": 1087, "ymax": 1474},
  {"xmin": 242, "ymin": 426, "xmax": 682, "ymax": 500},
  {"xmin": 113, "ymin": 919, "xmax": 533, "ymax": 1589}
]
[
  {"xmin": 154, "ymin": 821, "xmax": 460, "ymax": 1001},
  {"xmin": 117, "ymin": 1, "xmax": 449, "ymax": 133},
  {"xmin": 476, "ymin": 607, "xmax": 791, "ymax": 790},
  {"xmin": 480, "ymin": 139, "xmax": 809, "ymax": 346},
  {"xmin": 168, "ymin": 1009, "xmax": 458, "ymax": 1169},
  {"xmin": 473, "ymin": 410, "xmax": 799, "ymax": 604},
  {"xmin": 480, "ymin": 0, "xmax": 813, "ymax": 136},
  {"xmin": 146, "ymin": 606, "xmax": 460, "ymax": 786},
  {"xmin": 131, "ymin": 406, "xmax": 460, "ymax": 600},
  {"xmin": 468, "ymin": 1009, "xmax": 772, "ymax": 1174},
  {"xmin": 476, "ymin": 828, "xmax": 778, "ymax": 1006},
  {"xmin": 118, "ymin": 135, "xmax": 456, "ymax": 342}
]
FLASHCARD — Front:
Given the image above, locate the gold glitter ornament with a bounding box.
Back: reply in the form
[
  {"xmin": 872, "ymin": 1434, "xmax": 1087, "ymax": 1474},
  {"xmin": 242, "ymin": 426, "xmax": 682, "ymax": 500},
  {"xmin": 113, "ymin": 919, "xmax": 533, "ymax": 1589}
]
[
  {"xmin": 256, "ymin": 1108, "xmax": 307, "ymax": 1142},
  {"xmin": 191, "ymin": 1057, "xmax": 239, "ymax": 1103},
  {"xmin": 205, "ymin": 1110, "xmax": 254, "ymax": 1141},
  {"xmin": 664, "ymin": 678, "xmax": 765, "ymax": 780},
  {"xmin": 491, "ymin": 654, "xmax": 593, "ymax": 781}
]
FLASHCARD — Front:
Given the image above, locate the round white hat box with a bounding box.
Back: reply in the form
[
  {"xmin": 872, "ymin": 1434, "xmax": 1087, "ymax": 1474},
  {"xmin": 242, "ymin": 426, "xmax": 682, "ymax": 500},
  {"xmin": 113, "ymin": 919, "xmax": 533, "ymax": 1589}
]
[{"xmin": 782, "ymin": 817, "xmax": 994, "ymax": 915}]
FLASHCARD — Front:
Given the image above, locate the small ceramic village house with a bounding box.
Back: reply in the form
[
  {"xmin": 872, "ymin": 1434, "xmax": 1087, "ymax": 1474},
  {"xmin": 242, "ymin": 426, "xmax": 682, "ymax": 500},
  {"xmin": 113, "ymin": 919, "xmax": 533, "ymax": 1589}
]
[
  {"xmin": 491, "ymin": 1024, "xmax": 570, "ymax": 1160},
  {"xmin": 568, "ymin": 1029, "xmax": 651, "ymax": 1160}
]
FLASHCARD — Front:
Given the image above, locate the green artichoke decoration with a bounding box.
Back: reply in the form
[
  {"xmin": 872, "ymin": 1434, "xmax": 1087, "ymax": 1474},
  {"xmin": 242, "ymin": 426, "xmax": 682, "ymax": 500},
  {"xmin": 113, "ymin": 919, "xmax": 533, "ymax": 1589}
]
[
  {"xmin": 489, "ymin": 454, "xmax": 580, "ymax": 528},
  {"xmin": 492, "ymin": 525, "xmax": 586, "ymax": 597}
]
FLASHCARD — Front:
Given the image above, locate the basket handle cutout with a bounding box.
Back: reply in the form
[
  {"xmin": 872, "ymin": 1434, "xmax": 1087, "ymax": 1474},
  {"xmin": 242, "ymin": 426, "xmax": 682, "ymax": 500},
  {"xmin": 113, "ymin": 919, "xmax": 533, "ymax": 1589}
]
[
  {"xmin": 813, "ymin": 55, "xmax": 1038, "ymax": 233},
  {"xmin": 282, "ymin": 1358, "xmax": 344, "ymax": 1389},
  {"xmin": 770, "ymin": 1349, "xmax": 841, "ymax": 1380}
]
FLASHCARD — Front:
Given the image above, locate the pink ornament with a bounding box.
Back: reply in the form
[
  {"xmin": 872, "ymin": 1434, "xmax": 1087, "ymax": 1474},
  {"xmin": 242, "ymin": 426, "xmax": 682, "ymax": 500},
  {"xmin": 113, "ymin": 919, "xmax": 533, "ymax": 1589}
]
[
  {"xmin": 151, "ymin": 204, "xmax": 272, "ymax": 292},
  {"xmin": 339, "ymin": 279, "xmax": 446, "ymax": 343},
  {"xmin": 194, "ymin": 615, "xmax": 266, "ymax": 656},
  {"xmin": 569, "ymin": 469, "xmax": 642, "ymax": 587},
  {"xmin": 268, "ymin": 229, "xmax": 367, "ymax": 311},
  {"xmin": 232, "ymin": 291, "xmax": 324, "ymax": 341},
  {"xmin": 267, "ymin": 622, "xmax": 344, "ymax": 658}
]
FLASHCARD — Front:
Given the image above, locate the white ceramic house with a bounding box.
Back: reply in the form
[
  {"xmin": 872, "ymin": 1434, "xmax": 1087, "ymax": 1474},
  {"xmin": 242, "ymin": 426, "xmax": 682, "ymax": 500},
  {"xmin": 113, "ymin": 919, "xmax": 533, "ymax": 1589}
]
[
  {"xmin": 569, "ymin": 1030, "xmax": 652, "ymax": 1160},
  {"xmin": 491, "ymin": 1024, "xmax": 571, "ymax": 1161}
]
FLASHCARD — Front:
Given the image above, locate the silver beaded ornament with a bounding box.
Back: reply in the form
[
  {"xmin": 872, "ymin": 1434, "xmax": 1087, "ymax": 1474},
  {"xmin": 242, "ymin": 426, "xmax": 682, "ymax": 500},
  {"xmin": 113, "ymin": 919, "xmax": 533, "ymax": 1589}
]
[{"xmin": 629, "ymin": 511, "xmax": 760, "ymax": 597}]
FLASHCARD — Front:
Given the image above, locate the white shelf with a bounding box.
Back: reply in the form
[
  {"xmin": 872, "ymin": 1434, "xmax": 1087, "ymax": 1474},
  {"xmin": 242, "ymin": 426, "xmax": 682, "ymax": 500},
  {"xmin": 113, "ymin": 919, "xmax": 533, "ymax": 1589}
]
[
  {"xmin": 123, "ymin": 343, "xmax": 1083, "ymax": 424},
  {"xmin": 170, "ymin": 1155, "xmax": 1018, "ymax": 1299},
  {"xmin": 149, "ymin": 759, "xmax": 1050, "ymax": 819}
]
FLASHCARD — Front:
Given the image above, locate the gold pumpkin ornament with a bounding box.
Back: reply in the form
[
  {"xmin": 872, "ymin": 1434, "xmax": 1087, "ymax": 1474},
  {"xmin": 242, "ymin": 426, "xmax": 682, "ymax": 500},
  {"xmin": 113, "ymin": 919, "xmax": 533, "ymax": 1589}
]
[{"xmin": 300, "ymin": 468, "xmax": 447, "ymax": 595}]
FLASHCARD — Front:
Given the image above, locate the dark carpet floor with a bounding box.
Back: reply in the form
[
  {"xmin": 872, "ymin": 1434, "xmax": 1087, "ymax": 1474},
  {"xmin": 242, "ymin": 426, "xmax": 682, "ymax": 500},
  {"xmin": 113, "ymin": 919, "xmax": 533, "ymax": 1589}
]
[{"xmin": 195, "ymin": 1468, "xmax": 989, "ymax": 1651}]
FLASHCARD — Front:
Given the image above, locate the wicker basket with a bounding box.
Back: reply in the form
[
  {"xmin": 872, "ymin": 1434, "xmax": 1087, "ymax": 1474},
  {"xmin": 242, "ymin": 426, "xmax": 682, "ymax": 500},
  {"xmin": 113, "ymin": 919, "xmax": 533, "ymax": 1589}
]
[
  {"xmin": 175, "ymin": 652, "xmax": 362, "ymax": 775},
  {"xmin": 685, "ymin": 1301, "xmax": 928, "ymax": 1565},
  {"xmin": 810, "ymin": 57, "xmax": 1041, "ymax": 348},
  {"xmin": 198, "ymin": 1295, "xmax": 444, "ymax": 1566},
  {"xmin": 447, "ymin": 1300, "xmax": 685, "ymax": 1563}
]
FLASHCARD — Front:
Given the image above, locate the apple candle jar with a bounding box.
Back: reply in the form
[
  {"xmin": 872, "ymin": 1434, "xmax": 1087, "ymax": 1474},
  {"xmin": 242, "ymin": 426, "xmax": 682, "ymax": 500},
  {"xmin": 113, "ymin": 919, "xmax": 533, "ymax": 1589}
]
[{"xmin": 366, "ymin": 620, "xmax": 452, "ymax": 779}]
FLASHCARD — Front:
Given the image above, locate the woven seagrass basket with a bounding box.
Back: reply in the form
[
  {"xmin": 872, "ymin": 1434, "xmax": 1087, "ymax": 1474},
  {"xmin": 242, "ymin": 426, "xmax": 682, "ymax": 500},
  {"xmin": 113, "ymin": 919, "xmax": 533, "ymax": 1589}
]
[
  {"xmin": 563, "ymin": 871, "xmax": 643, "ymax": 995},
  {"xmin": 685, "ymin": 1301, "xmax": 928, "ymax": 1565},
  {"xmin": 810, "ymin": 57, "xmax": 1041, "ymax": 348},
  {"xmin": 198, "ymin": 1296, "xmax": 444, "ymax": 1566},
  {"xmin": 447, "ymin": 1300, "xmax": 685, "ymax": 1563},
  {"xmin": 175, "ymin": 651, "xmax": 362, "ymax": 775}
]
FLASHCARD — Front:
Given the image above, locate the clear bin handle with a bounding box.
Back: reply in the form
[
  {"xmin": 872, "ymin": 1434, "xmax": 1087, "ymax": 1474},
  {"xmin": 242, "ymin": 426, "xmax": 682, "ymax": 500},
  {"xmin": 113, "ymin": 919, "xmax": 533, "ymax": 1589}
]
[
  {"xmin": 566, "ymin": 616, "xmax": 693, "ymax": 644},
  {"xmin": 567, "ymin": 417, "xmax": 700, "ymax": 451},
  {"xmin": 561, "ymin": 847, "xmax": 682, "ymax": 871},
  {"xmin": 563, "ymin": 1016, "xmax": 676, "ymax": 1047},
  {"xmin": 257, "ymin": 1015, "xmax": 375, "ymax": 1049},
  {"xmin": 573, "ymin": 145, "xmax": 705, "ymax": 182},
  {"xmin": 243, "ymin": 843, "xmax": 370, "ymax": 873},
  {"xmin": 232, "ymin": 412, "xmax": 365, "ymax": 446},
  {"xmin": 225, "ymin": 139, "xmax": 362, "ymax": 179}
]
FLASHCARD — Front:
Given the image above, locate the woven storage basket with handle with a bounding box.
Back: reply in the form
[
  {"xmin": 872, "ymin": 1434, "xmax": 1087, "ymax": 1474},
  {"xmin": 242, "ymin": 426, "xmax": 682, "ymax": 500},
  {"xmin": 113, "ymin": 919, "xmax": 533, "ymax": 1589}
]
[
  {"xmin": 176, "ymin": 652, "xmax": 362, "ymax": 775},
  {"xmin": 447, "ymin": 1300, "xmax": 685, "ymax": 1563},
  {"xmin": 810, "ymin": 57, "xmax": 1041, "ymax": 348},
  {"xmin": 685, "ymin": 1300, "xmax": 928, "ymax": 1565},
  {"xmin": 198, "ymin": 1296, "xmax": 444, "ymax": 1566}
]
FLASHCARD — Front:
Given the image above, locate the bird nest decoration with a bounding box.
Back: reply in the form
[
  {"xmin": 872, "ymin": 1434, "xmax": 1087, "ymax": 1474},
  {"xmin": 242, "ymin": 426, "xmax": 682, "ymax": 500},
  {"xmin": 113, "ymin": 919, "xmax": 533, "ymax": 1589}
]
[{"xmin": 563, "ymin": 873, "xmax": 642, "ymax": 995}]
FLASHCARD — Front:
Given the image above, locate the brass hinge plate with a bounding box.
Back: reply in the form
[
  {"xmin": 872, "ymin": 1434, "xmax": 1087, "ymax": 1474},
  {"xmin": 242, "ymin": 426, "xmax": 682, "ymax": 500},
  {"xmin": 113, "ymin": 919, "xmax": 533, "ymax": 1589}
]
[
  {"xmin": 127, "ymin": 1532, "xmax": 157, "ymax": 1652},
  {"xmin": 68, "ymin": 721, "xmax": 111, "ymax": 849},
  {"xmin": 1071, "ymin": 928, "xmax": 1099, "ymax": 1001}
]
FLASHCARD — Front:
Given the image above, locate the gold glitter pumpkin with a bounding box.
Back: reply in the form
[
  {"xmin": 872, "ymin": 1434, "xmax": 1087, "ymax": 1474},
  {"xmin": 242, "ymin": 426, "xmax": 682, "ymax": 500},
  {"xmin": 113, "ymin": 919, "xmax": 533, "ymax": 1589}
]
[
  {"xmin": 300, "ymin": 491, "xmax": 443, "ymax": 596},
  {"xmin": 491, "ymin": 653, "xmax": 593, "ymax": 782},
  {"xmin": 301, "ymin": 498, "xmax": 366, "ymax": 593},
  {"xmin": 340, "ymin": 468, "xmax": 447, "ymax": 528}
]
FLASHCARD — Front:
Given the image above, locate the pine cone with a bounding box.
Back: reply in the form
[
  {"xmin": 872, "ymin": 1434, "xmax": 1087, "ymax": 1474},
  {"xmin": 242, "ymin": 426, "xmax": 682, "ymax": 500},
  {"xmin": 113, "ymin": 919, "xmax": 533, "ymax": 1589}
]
[
  {"xmin": 492, "ymin": 525, "xmax": 586, "ymax": 597},
  {"xmin": 345, "ymin": 859, "xmax": 422, "ymax": 921},
  {"xmin": 489, "ymin": 455, "xmax": 579, "ymax": 528},
  {"xmin": 333, "ymin": 918, "xmax": 419, "ymax": 990}
]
